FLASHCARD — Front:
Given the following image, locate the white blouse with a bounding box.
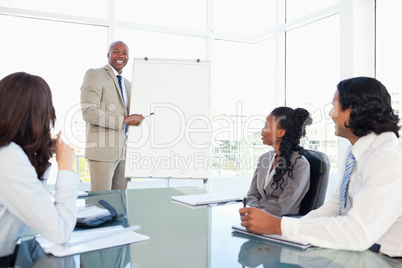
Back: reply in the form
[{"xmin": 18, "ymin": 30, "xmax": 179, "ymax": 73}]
[{"xmin": 0, "ymin": 142, "xmax": 80, "ymax": 257}]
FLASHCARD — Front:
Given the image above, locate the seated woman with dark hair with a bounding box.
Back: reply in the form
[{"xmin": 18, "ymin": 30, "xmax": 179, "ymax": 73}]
[
  {"xmin": 0, "ymin": 72, "xmax": 79, "ymax": 261},
  {"xmin": 246, "ymin": 107, "xmax": 313, "ymax": 216}
]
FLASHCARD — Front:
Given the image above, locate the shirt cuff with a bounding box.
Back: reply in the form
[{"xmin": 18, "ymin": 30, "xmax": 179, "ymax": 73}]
[
  {"xmin": 55, "ymin": 170, "xmax": 80, "ymax": 190},
  {"xmin": 281, "ymin": 216, "xmax": 300, "ymax": 239}
]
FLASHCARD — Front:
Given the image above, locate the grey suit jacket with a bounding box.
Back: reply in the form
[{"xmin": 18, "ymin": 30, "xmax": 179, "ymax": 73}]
[
  {"xmin": 247, "ymin": 150, "xmax": 310, "ymax": 216},
  {"xmin": 80, "ymin": 65, "xmax": 131, "ymax": 161}
]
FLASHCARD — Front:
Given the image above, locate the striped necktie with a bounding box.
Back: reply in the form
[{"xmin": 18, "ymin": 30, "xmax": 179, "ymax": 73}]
[{"xmin": 338, "ymin": 150, "xmax": 355, "ymax": 215}]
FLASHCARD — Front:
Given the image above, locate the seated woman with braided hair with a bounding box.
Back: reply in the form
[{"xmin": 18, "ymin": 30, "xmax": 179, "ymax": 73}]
[{"xmin": 246, "ymin": 107, "xmax": 313, "ymax": 216}]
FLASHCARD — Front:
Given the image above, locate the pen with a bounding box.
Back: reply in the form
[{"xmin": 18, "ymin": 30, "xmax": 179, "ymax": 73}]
[
  {"xmin": 243, "ymin": 197, "xmax": 247, "ymax": 208},
  {"xmin": 143, "ymin": 112, "xmax": 154, "ymax": 118}
]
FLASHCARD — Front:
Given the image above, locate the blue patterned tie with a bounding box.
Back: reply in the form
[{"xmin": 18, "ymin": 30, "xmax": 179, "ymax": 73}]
[
  {"xmin": 117, "ymin": 75, "xmax": 125, "ymax": 102},
  {"xmin": 117, "ymin": 75, "xmax": 128, "ymax": 134},
  {"xmin": 338, "ymin": 150, "xmax": 355, "ymax": 215}
]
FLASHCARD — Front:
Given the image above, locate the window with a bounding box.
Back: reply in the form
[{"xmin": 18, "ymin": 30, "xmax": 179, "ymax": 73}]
[
  {"xmin": 115, "ymin": 0, "xmax": 206, "ymax": 31},
  {"xmin": 0, "ymin": 0, "xmax": 108, "ymax": 18},
  {"xmin": 0, "ymin": 14, "xmax": 108, "ymax": 182},
  {"xmin": 286, "ymin": 14, "xmax": 339, "ymax": 164},
  {"xmin": 286, "ymin": 13, "xmax": 340, "ymax": 198},
  {"xmin": 213, "ymin": 0, "xmax": 276, "ymax": 37},
  {"xmin": 211, "ymin": 38, "xmax": 276, "ymax": 176},
  {"xmin": 376, "ymin": 0, "xmax": 402, "ymax": 137},
  {"xmin": 286, "ymin": 0, "xmax": 339, "ymax": 21}
]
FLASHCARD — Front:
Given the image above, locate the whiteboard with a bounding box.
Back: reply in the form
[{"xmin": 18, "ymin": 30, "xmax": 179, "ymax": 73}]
[{"xmin": 125, "ymin": 58, "xmax": 211, "ymax": 179}]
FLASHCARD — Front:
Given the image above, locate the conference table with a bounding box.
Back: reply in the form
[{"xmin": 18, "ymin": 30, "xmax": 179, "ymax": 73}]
[{"xmin": 14, "ymin": 187, "xmax": 402, "ymax": 267}]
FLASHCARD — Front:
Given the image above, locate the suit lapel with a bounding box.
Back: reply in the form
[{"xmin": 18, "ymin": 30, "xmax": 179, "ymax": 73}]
[
  {"xmin": 258, "ymin": 152, "xmax": 273, "ymax": 195},
  {"xmin": 104, "ymin": 65, "xmax": 126, "ymax": 109}
]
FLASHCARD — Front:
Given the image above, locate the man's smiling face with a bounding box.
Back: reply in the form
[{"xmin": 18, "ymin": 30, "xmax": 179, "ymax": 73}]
[
  {"xmin": 107, "ymin": 41, "xmax": 129, "ymax": 74},
  {"xmin": 329, "ymin": 90, "xmax": 352, "ymax": 140}
]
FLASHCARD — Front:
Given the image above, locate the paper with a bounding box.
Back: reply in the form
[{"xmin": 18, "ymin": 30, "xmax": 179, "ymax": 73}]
[
  {"xmin": 36, "ymin": 225, "xmax": 149, "ymax": 257},
  {"xmin": 232, "ymin": 225, "xmax": 311, "ymax": 250},
  {"xmin": 171, "ymin": 193, "xmax": 241, "ymax": 206}
]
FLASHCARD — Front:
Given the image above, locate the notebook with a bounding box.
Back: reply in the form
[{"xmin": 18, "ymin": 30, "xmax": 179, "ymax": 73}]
[
  {"xmin": 232, "ymin": 225, "xmax": 311, "ymax": 250},
  {"xmin": 171, "ymin": 193, "xmax": 241, "ymax": 206}
]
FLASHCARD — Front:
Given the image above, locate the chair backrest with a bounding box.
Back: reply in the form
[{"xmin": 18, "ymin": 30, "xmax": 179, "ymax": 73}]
[{"xmin": 299, "ymin": 149, "xmax": 331, "ymax": 215}]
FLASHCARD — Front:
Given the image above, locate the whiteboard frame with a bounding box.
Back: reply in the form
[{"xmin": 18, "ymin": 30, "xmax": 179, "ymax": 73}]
[{"xmin": 125, "ymin": 58, "xmax": 211, "ymax": 179}]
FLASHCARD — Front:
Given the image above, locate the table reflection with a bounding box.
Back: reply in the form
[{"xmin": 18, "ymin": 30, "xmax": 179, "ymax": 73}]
[
  {"xmin": 236, "ymin": 235, "xmax": 402, "ymax": 268},
  {"xmin": 12, "ymin": 239, "xmax": 77, "ymax": 268}
]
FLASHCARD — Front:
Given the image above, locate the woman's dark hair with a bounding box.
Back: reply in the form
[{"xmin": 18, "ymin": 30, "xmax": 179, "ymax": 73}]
[
  {"xmin": 270, "ymin": 107, "xmax": 313, "ymax": 191},
  {"xmin": 0, "ymin": 72, "xmax": 56, "ymax": 180},
  {"xmin": 337, "ymin": 77, "xmax": 400, "ymax": 138}
]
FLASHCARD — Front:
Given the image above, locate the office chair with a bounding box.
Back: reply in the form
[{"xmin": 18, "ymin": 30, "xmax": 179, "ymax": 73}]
[{"xmin": 296, "ymin": 149, "xmax": 331, "ymax": 216}]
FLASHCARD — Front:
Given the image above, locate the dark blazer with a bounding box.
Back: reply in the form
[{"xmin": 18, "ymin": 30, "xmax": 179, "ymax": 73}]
[
  {"xmin": 247, "ymin": 150, "xmax": 310, "ymax": 216},
  {"xmin": 80, "ymin": 65, "xmax": 131, "ymax": 161}
]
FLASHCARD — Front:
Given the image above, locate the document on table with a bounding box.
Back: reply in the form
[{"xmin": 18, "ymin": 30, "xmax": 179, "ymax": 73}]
[
  {"xmin": 171, "ymin": 193, "xmax": 241, "ymax": 206},
  {"xmin": 232, "ymin": 225, "xmax": 311, "ymax": 250},
  {"xmin": 35, "ymin": 225, "xmax": 149, "ymax": 257},
  {"xmin": 76, "ymin": 205, "xmax": 110, "ymax": 223}
]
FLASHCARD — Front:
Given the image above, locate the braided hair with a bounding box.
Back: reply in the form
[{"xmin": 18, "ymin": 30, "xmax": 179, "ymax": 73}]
[{"xmin": 270, "ymin": 107, "xmax": 312, "ymax": 191}]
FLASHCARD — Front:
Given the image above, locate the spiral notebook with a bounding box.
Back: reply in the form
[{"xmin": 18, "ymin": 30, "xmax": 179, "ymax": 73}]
[
  {"xmin": 171, "ymin": 193, "xmax": 241, "ymax": 206},
  {"xmin": 232, "ymin": 225, "xmax": 311, "ymax": 250}
]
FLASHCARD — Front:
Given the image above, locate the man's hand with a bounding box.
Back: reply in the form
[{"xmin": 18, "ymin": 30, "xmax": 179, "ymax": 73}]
[
  {"xmin": 124, "ymin": 114, "xmax": 144, "ymax": 126},
  {"xmin": 239, "ymin": 207, "xmax": 282, "ymax": 235}
]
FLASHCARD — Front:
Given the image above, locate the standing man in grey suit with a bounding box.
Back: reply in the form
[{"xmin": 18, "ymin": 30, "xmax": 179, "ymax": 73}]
[{"xmin": 81, "ymin": 41, "xmax": 143, "ymax": 191}]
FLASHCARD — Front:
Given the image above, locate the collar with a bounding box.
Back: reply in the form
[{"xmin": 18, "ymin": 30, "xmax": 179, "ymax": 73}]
[
  {"xmin": 108, "ymin": 64, "xmax": 123, "ymax": 77},
  {"xmin": 351, "ymin": 132, "xmax": 378, "ymax": 161}
]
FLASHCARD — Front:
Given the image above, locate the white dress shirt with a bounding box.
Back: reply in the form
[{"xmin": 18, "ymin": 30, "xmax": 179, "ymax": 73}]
[
  {"xmin": 0, "ymin": 142, "xmax": 80, "ymax": 257},
  {"xmin": 281, "ymin": 132, "xmax": 402, "ymax": 257},
  {"xmin": 109, "ymin": 64, "xmax": 128, "ymax": 109}
]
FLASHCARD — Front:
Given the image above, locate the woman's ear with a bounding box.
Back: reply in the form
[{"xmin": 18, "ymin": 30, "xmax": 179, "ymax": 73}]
[{"xmin": 277, "ymin": 129, "xmax": 286, "ymax": 138}]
